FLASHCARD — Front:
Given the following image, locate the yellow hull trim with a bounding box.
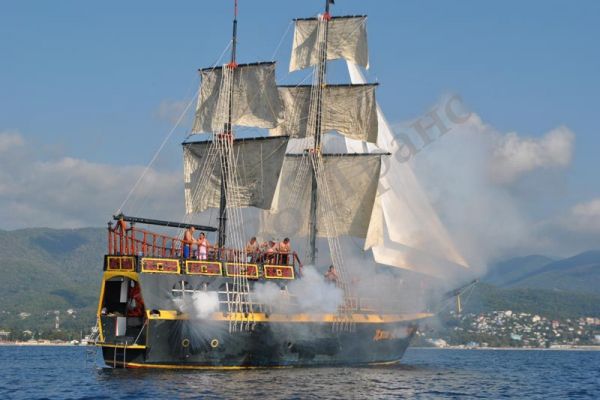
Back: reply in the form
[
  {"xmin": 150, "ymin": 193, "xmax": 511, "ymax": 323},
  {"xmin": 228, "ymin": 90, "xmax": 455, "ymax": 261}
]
[
  {"xmin": 97, "ymin": 343, "xmax": 146, "ymax": 350},
  {"xmin": 147, "ymin": 310, "xmax": 434, "ymax": 324}
]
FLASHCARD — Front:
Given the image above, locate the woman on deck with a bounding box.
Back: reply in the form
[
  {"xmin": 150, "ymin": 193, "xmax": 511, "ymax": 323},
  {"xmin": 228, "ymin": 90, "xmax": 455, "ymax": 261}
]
[{"xmin": 197, "ymin": 232, "xmax": 211, "ymax": 260}]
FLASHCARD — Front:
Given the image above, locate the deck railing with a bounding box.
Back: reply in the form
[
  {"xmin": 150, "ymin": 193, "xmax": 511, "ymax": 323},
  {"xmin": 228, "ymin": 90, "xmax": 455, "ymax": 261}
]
[{"xmin": 107, "ymin": 221, "xmax": 302, "ymax": 270}]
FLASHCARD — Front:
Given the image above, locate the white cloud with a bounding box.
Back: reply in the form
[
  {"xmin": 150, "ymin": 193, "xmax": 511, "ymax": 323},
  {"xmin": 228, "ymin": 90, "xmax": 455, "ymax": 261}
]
[
  {"xmin": 490, "ymin": 126, "xmax": 574, "ymax": 184},
  {"xmin": 0, "ymin": 131, "xmax": 184, "ymax": 229},
  {"xmin": 529, "ymin": 198, "xmax": 600, "ymax": 256},
  {"xmin": 567, "ymin": 198, "xmax": 600, "ymax": 234},
  {"xmin": 0, "ymin": 131, "xmax": 25, "ymax": 152},
  {"xmin": 572, "ymin": 198, "xmax": 600, "ymax": 218}
]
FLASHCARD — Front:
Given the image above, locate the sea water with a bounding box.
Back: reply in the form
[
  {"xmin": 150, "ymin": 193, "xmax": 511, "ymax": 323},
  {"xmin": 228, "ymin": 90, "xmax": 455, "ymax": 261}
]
[{"xmin": 0, "ymin": 346, "xmax": 598, "ymax": 399}]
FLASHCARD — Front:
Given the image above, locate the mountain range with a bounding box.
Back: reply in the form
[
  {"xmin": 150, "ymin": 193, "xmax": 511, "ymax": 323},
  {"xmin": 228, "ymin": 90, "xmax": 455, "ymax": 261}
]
[
  {"xmin": 456, "ymin": 250, "xmax": 600, "ymax": 319},
  {"xmin": 0, "ymin": 227, "xmax": 104, "ymax": 333},
  {"xmin": 0, "ymin": 227, "xmax": 598, "ymax": 334},
  {"xmin": 483, "ymin": 250, "xmax": 600, "ymax": 295}
]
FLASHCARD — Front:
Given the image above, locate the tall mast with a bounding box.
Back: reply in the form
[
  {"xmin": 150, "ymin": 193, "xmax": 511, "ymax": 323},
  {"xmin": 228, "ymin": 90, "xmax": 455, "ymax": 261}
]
[
  {"xmin": 308, "ymin": 0, "xmax": 332, "ymax": 264},
  {"xmin": 217, "ymin": 0, "xmax": 238, "ymax": 248}
]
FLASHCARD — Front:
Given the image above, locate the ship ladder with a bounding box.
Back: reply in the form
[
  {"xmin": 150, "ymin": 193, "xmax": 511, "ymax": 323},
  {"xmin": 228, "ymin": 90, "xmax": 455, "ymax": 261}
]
[
  {"xmin": 332, "ymin": 312, "xmax": 355, "ymax": 333},
  {"xmin": 111, "ymin": 340, "xmax": 128, "ymax": 369},
  {"xmin": 122, "ymin": 341, "xmax": 127, "ymax": 369},
  {"xmin": 333, "ymin": 287, "xmax": 356, "ymax": 333}
]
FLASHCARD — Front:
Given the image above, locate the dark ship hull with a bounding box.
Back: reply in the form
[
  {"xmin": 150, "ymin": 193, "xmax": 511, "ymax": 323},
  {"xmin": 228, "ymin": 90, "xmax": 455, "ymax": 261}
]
[
  {"xmin": 101, "ymin": 317, "xmax": 419, "ymax": 369},
  {"xmin": 97, "ymin": 254, "xmax": 430, "ymax": 369}
]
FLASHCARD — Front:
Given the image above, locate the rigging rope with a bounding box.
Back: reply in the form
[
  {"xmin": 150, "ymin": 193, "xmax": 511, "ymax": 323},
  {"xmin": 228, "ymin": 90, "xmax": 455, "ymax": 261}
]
[
  {"xmin": 116, "ymin": 40, "xmax": 233, "ymax": 217},
  {"xmin": 116, "ymin": 91, "xmax": 197, "ymax": 216},
  {"xmin": 271, "ymin": 21, "xmax": 294, "ymax": 60}
]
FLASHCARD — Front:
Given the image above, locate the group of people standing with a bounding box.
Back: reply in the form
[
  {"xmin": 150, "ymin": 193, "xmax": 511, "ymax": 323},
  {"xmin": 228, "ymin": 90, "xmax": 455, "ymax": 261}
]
[
  {"xmin": 182, "ymin": 226, "xmax": 340, "ymax": 283},
  {"xmin": 245, "ymin": 237, "xmax": 291, "ymax": 264},
  {"xmin": 183, "ymin": 226, "xmax": 211, "ymax": 259},
  {"xmin": 182, "ymin": 226, "xmax": 292, "ymax": 265}
]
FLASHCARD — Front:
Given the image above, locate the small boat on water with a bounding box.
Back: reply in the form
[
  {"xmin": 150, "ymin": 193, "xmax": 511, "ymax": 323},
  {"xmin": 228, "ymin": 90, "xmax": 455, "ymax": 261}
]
[{"xmin": 96, "ymin": 0, "xmax": 442, "ymax": 369}]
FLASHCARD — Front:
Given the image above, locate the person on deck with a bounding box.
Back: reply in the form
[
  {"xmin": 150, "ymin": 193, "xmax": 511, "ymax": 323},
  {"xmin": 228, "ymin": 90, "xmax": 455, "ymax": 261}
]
[
  {"xmin": 245, "ymin": 237, "xmax": 259, "ymax": 262},
  {"xmin": 274, "ymin": 237, "xmax": 291, "ymax": 265},
  {"xmin": 260, "ymin": 240, "xmax": 276, "ymax": 263},
  {"xmin": 324, "ymin": 265, "xmax": 339, "ymax": 284},
  {"xmin": 126, "ymin": 282, "xmax": 145, "ymax": 318},
  {"xmin": 183, "ymin": 226, "xmax": 196, "ymax": 259},
  {"xmin": 197, "ymin": 232, "xmax": 211, "ymax": 260}
]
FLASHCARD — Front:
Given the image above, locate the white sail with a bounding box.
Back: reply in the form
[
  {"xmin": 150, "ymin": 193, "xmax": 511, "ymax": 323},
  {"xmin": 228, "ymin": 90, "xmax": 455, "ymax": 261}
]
[
  {"xmin": 192, "ymin": 62, "xmax": 282, "ymax": 133},
  {"xmin": 346, "ymin": 61, "xmax": 470, "ymax": 271},
  {"xmin": 183, "ymin": 136, "xmax": 289, "ymax": 213},
  {"xmin": 290, "ymin": 16, "xmax": 368, "ymax": 72},
  {"xmin": 263, "ymin": 153, "xmax": 382, "ymax": 239},
  {"xmin": 371, "ymin": 238, "xmax": 471, "ymax": 279},
  {"xmin": 271, "ymin": 84, "xmax": 378, "ymax": 143}
]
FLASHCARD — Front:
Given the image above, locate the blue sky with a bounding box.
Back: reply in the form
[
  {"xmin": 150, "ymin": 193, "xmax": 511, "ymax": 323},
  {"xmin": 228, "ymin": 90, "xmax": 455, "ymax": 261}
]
[{"xmin": 0, "ymin": 1, "xmax": 598, "ymax": 259}]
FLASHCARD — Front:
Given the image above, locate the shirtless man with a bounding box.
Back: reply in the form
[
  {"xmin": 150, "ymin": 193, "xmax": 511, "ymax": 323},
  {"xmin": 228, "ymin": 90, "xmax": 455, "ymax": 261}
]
[
  {"xmin": 183, "ymin": 226, "xmax": 196, "ymax": 258},
  {"xmin": 274, "ymin": 237, "xmax": 291, "ymax": 264},
  {"xmin": 324, "ymin": 265, "xmax": 339, "ymax": 284}
]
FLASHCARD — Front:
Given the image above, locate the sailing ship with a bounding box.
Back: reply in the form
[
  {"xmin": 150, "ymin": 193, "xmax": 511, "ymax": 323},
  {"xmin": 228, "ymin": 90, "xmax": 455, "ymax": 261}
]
[{"xmin": 95, "ymin": 1, "xmax": 463, "ymax": 369}]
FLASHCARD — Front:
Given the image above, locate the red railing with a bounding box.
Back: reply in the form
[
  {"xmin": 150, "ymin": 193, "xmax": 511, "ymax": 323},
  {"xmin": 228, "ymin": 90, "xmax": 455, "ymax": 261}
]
[
  {"xmin": 108, "ymin": 221, "xmax": 182, "ymax": 258},
  {"xmin": 107, "ymin": 222, "xmax": 303, "ymax": 273}
]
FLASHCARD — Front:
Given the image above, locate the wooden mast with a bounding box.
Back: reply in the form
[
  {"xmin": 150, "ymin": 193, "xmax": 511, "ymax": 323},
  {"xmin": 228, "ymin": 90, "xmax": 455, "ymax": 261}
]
[
  {"xmin": 308, "ymin": 0, "xmax": 332, "ymax": 265},
  {"xmin": 218, "ymin": 0, "xmax": 238, "ymax": 248}
]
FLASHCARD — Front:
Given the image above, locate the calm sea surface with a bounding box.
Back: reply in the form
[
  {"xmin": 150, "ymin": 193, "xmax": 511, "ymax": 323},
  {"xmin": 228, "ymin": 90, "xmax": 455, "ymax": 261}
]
[{"xmin": 0, "ymin": 346, "xmax": 598, "ymax": 399}]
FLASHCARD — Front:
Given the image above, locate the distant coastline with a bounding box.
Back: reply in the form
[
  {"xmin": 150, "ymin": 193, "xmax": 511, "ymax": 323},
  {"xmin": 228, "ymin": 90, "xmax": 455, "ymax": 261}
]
[
  {"xmin": 0, "ymin": 341, "xmax": 81, "ymax": 347},
  {"xmin": 2, "ymin": 342, "xmax": 599, "ymax": 351},
  {"xmin": 413, "ymin": 346, "xmax": 600, "ymax": 351}
]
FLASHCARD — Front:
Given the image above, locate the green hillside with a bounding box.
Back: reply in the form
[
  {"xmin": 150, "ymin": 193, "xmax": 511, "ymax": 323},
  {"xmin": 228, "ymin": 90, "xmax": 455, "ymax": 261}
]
[
  {"xmin": 510, "ymin": 251, "xmax": 600, "ymax": 295},
  {"xmin": 484, "ymin": 255, "xmax": 556, "ymax": 287},
  {"xmin": 484, "ymin": 251, "xmax": 600, "ymax": 295},
  {"xmin": 0, "ymin": 227, "xmax": 106, "ymax": 337},
  {"xmin": 459, "ymin": 283, "xmax": 600, "ymax": 319}
]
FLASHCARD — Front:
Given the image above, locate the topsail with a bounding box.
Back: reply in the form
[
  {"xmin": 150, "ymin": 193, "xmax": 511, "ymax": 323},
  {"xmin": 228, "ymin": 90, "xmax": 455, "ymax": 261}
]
[
  {"xmin": 290, "ymin": 16, "xmax": 369, "ymax": 72},
  {"xmin": 192, "ymin": 62, "xmax": 282, "ymax": 133},
  {"xmin": 271, "ymin": 84, "xmax": 378, "ymax": 143}
]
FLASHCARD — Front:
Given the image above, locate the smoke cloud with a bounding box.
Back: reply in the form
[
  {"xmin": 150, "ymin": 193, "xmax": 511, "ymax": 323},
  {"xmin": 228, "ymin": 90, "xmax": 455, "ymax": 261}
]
[
  {"xmin": 253, "ymin": 266, "xmax": 344, "ymax": 314},
  {"xmin": 407, "ymin": 107, "xmax": 578, "ymax": 267},
  {"xmin": 174, "ymin": 291, "xmax": 220, "ymax": 319}
]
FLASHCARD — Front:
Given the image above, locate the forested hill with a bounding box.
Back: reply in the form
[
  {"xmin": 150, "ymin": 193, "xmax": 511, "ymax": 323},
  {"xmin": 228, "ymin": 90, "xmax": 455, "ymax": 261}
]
[
  {"xmin": 1, "ymin": 226, "xmax": 599, "ymax": 338},
  {"xmin": 484, "ymin": 251, "xmax": 600, "ymax": 295},
  {"xmin": 466, "ymin": 250, "xmax": 600, "ymax": 319},
  {"xmin": 0, "ymin": 227, "xmax": 105, "ymax": 335}
]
